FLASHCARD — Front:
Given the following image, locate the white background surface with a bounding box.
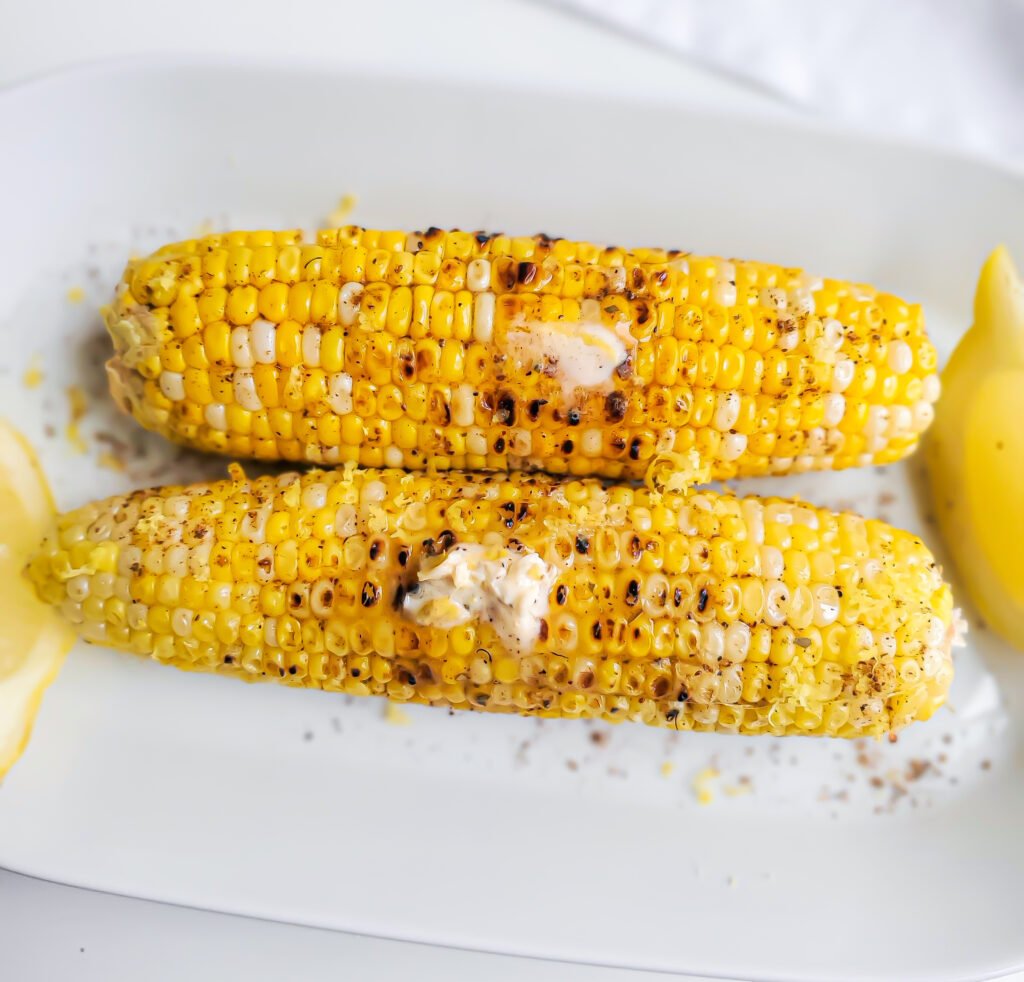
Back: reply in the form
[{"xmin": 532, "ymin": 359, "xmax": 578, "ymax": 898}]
[
  {"xmin": 0, "ymin": 2, "xmax": 1019, "ymax": 980},
  {"xmin": 553, "ymin": 0, "xmax": 1024, "ymax": 166}
]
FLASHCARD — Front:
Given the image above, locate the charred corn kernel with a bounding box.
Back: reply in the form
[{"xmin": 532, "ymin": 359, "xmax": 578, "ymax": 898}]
[
  {"xmin": 29, "ymin": 467, "xmax": 953, "ymax": 738},
  {"xmin": 107, "ymin": 228, "xmax": 938, "ymax": 478}
]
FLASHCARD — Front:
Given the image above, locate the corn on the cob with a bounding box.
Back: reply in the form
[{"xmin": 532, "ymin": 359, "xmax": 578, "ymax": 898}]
[
  {"xmin": 104, "ymin": 227, "xmax": 939, "ymax": 481},
  {"xmin": 27, "ymin": 466, "xmax": 954, "ymax": 737}
]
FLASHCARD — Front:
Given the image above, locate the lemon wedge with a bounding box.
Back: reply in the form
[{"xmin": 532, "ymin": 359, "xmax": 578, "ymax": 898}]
[
  {"xmin": 925, "ymin": 247, "xmax": 1024, "ymax": 649},
  {"xmin": 0, "ymin": 422, "xmax": 73, "ymax": 780}
]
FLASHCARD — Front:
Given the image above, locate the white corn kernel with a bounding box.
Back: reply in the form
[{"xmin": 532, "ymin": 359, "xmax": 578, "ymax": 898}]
[
  {"xmin": 143, "ymin": 547, "xmax": 165, "ymax": 576},
  {"xmin": 302, "ymin": 325, "xmax": 321, "ymax": 367},
  {"xmin": 335, "ymin": 504, "xmax": 358, "ymax": 537},
  {"xmin": 760, "ymin": 545, "xmax": 784, "ymax": 580},
  {"xmin": 700, "ymin": 621, "xmax": 725, "ymax": 664},
  {"xmin": 791, "ymin": 506, "xmax": 819, "ymax": 529},
  {"xmin": 712, "ymin": 276, "xmax": 737, "ymax": 307},
  {"xmin": 473, "ymin": 292, "xmax": 495, "ymax": 343},
  {"xmin": 118, "ymin": 545, "xmax": 143, "ymax": 577},
  {"xmin": 655, "ymin": 428, "xmax": 676, "ymax": 454},
  {"xmin": 777, "ymin": 321, "xmax": 800, "ymax": 351},
  {"xmin": 724, "ymin": 622, "xmax": 751, "ymax": 662},
  {"xmin": 127, "ymin": 602, "xmax": 149, "ymax": 630},
  {"xmin": 466, "ymin": 428, "xmax": 488, "ymax": 456},
  {"xmin": 164, "ymin": 544, "xmax": 188, "ymax": 577},
  {"xmin": 912, "ymin": 400, "xmax": 935, "ymax": 432},
  {"xmin": 86, "ymin": 514, "xmax": 114, "ymax": 542},
  {"xmin": 188, "ymin": 541, "xmax": 212, "ymax": 577},
  {"xmin": 66, "ymin": 575, "xmax": 91, "ymax": 602},
  {"xmin": 865, "ymin": 405, "xmax": 889, "ymax": 437},
  {"xmin": 923, "ymin": 646, "xmax": 946, "ymax": 677},
  {"xmin": 812, "ymin": 585, "xmax": 840, "ymax": 627},
  {"xmin": 831, "ymin": 359, "xmax": 855, "ymax": 393},
  {"xmin": 162, "ymin": 495, "xmax": 190, "ymax": 521},
  {"xmin": 159, "ymin": 371, "xmax": 185, "ymax": 401},
  {"xmin": 171, "ymin": 608, "xmax": 193, "ymax": 637},
  {"xmin": 886, "ymin": 340, "xmax": 913, "ymax": 375},
  {"xmin": 301, "ymin": 483, "xmax": 328, "ymax": 510},
  {"xmin": 720, "ymin": 431, "xmax": 747, "ymax": 461},
  {"xmin": 741, "ymin": 500, "xmax": 765, "ymax": 546},
  {"xmin": 338, "ymin": 283, "xmax": 363, "ymax": 326},
  {"xmin": 251, "ymin": 319, "xmax": 277, "ymax": 364},
  {"xmin": 233, "ymin": 370, "xmax": 262, "ymax": 411},
  {"xmin": 925, "ymin": 614, "xmax": 946, "ymax": 647},
  {"xmin": 759, "ymin": 287, "xmax": 788, "ymax": 311},
  {"xmin": 204, "ymin": 402, "xmax": 227, "ymax": 431},
  {"xmin": 361, "ymin": 480, "xmax": 387, "ymax": 505},
  {"xmin": 230, "ymin": 326, "xmax": 254, "ymax": 368},
  {"xmin": 580, "ymin": 298, "xmax": 601, "ymax": 323},
  {"xmin": 888, "ymin": 404, "xmax": 912, "ymax": 437},
  {"xmin": 822, "ymin": 393, "xmax": 845, "ymax": 427},
  {"xmin": 764, "ymin": 580, "xmax": 789, "ymax": 627},
  {"xmin": 642, "ymin": 573, "xmax": 671, "ymax": 617},
  {"xmin": 327, "ymin": 373, "xmax": 353, "ymax": 415},
  {"xmin": 764, "ymin": 503, "xmax": 794, "ymax": 525},
  {"xmin": 822, "ymin": 318, "xmax": 845, "ymax": 351},
  {"xmin": 713, "ymin": 391, "xmax": 740, "ymax": 431},
  {"xmin": 452, "ymin": 384, "xmax": 476, "ymax": 427},
  {"xmin": 466, "ymin": 259, "xmax": 491, "ymax": 292},
  {"xmin": 788, "ymin": 290, "xmax": 816, "ymax": 315}
]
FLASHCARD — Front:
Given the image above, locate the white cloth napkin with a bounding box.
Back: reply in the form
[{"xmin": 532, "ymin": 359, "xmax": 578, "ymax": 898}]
[{"xmin": 550, "ymin": 0, "xmax": 1024, "ymax": 167}]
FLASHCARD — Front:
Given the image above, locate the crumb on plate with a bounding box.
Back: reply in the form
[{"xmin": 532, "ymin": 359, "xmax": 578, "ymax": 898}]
[
  {"xmin": 693, "ymin": 767, "xmax": 720, "ymax": 805},
  {"xmin": 66, "ymin": 385, "xmax": 89, "ymax": 453},
  {"xmin": 326, "ymin": 194, "xmax": 358, "ymax": 227},
  {"xmin": 97, "ymin": 451, "xmax": 125, "ymax": 472},
  {"xmin": 22, "ymin": 356, "xmax": 43, "ymax": 389},
  {"xmin": 385, "ymin": 703, "xmax": 410, "ymax": 726}
]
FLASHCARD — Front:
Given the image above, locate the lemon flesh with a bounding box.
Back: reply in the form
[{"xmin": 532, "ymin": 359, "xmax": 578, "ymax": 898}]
[
  {"xmin": 0, "ymin": 422, "xmax": 73, "ymax": 780},
  {"xmin": 926, "ymin": 248, "xmax": 1024, "ymax": 648}
]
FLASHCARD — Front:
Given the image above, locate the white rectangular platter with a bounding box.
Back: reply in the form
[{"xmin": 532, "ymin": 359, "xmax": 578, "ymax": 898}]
[{"xmin": 1, "ymin": 59, "xmax": 1023, "ymax": 982}]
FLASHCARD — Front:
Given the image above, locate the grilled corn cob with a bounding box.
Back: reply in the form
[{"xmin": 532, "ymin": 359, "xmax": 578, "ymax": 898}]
[
  {"xmin": 105, "ymin": 227, "xmax": 939, "ymax": 481},
  {"xmin": 27, "ymin": 466, "xmax": 954, "ymax": 737}
]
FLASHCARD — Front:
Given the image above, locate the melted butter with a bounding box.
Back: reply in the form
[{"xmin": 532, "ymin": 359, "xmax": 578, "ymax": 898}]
[
  {"xmin": 505, "ymin": 320, "xmax": 630, "ymax": 399},
  {"xmin": 403, "ymin": 543, "xmax": 558, "ymax": 652}
]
